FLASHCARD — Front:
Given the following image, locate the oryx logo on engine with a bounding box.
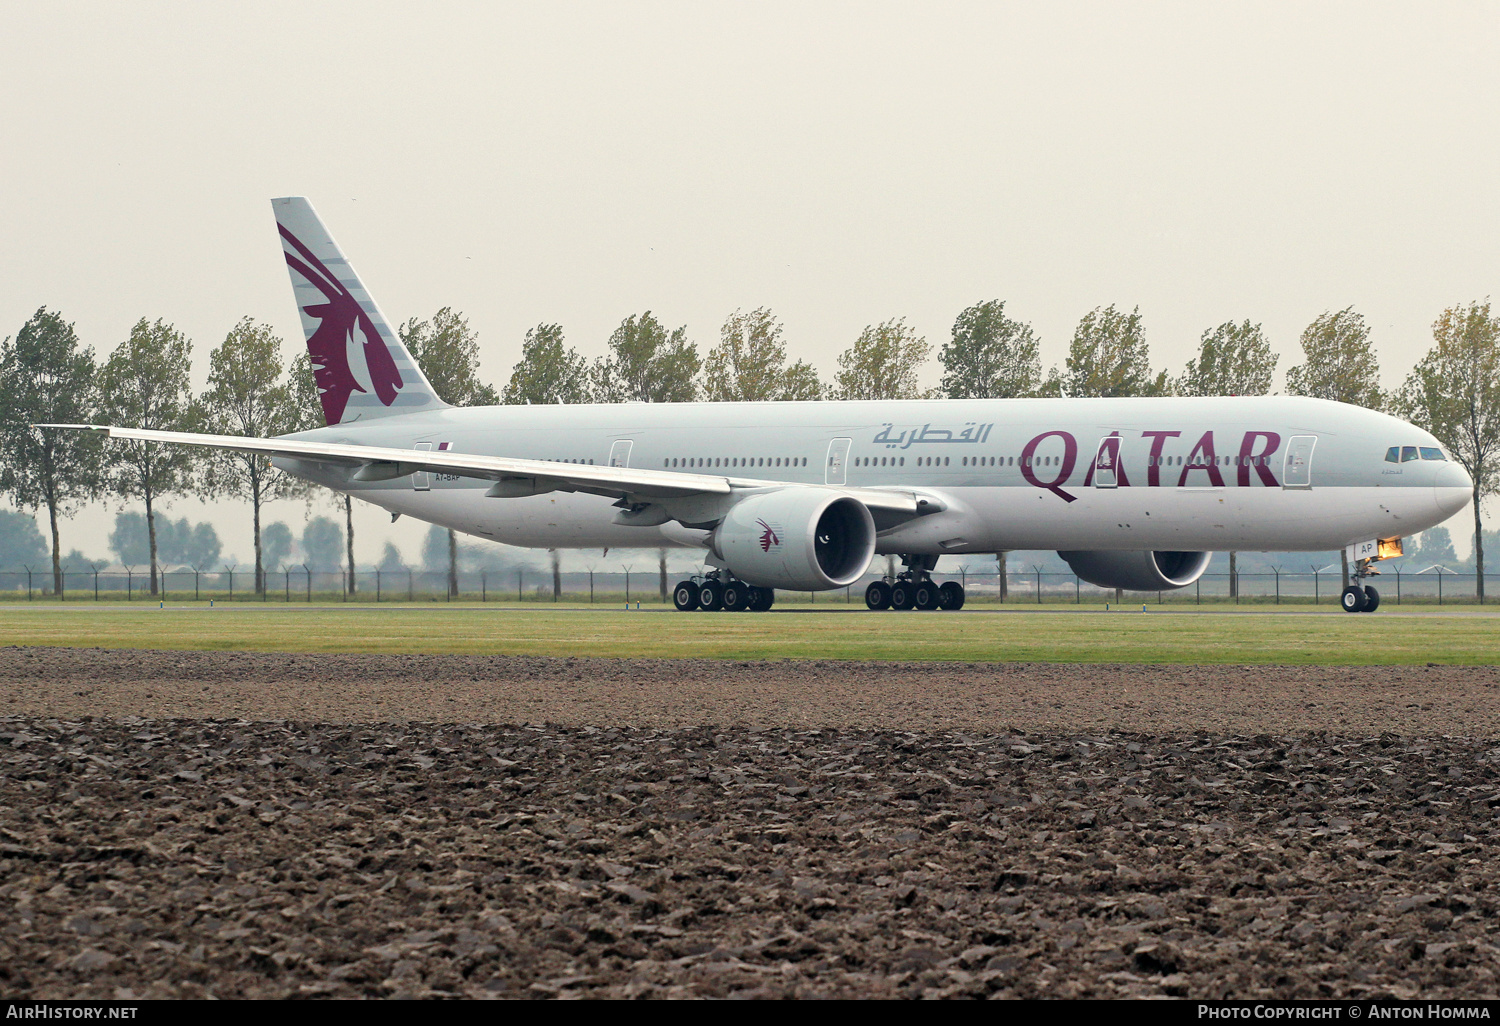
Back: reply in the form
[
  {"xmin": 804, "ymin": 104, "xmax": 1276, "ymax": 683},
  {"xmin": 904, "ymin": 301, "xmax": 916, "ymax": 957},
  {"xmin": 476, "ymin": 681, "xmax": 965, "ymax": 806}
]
[{"xmin": 757, "ymin": 519, "xmax": 781, "ymax": 552}]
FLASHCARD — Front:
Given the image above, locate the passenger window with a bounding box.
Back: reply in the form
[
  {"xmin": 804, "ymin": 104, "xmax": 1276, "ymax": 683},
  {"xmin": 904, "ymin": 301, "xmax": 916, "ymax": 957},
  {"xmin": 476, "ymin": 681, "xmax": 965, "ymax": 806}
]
[{"xmin": 1402, "ymin": 446, "xmax": 1419, "ymax": 462}]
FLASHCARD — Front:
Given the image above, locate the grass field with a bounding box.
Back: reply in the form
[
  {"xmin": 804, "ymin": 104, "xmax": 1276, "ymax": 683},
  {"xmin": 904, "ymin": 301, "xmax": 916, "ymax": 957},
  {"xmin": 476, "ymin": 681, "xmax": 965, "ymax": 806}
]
[{"xmin": 2, "ymin": 602, "xmax": 1498, "ymax": 665}]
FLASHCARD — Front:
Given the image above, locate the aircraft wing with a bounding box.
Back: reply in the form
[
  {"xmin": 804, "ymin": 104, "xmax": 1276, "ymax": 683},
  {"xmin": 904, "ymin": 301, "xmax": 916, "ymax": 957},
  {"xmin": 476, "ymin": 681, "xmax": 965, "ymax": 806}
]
[{"xmin": 42, "ymin": 425, "xmax": 921, "ymax": 517}]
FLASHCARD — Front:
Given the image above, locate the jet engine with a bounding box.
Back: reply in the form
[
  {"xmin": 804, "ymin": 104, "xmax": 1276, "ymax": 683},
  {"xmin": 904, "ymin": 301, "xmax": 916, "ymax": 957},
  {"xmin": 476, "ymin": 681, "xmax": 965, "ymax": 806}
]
[
  {"xmin": 1057, "ymin": 550, "xmax": 1212, "ymax": 592},
  {"xmin": 712, "ymin": 489, "xmax": 876, "ymax": 591}
]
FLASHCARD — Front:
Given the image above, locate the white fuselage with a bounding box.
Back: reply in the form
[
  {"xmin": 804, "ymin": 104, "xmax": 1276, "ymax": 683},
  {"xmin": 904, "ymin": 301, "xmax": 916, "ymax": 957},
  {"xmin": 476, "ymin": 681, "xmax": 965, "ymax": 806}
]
[{"xmin": 280, "ymin": 395, "xmax": 1473, "ymax": 557}]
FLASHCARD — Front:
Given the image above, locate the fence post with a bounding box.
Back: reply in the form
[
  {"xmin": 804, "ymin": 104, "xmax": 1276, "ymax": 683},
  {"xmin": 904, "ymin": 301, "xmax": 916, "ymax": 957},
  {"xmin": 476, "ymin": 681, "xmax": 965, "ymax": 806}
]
[
  {"xmin": 1034, "ymin": 569, "xmax": 1041, "ymax": 604},
  {"xmin": 481, "ymin": 570, "xmax": 487, "ymax": 603},
  {"xmin": 305, "ymin": 566, "xmax": 312, "ymax": 602},
  {"xmin": 407, "ymin": 569, "xmax": 414, "ymax": 603},
  {"xmin": 193, "ymin": 570, "xmax": 199, "ymax": 601},
  {"xmin": 1396, "ymin": 569, "xmax": 1401, "ymax": 605},
  {"xmin": 93, "ymin": 569, "xmax": 99, "ymax": 601},
  {"xmin": 1314, "ymin": 571, "xmax": 1319, "ymax": 605},
  {"xmin": 127, "ymin": 568, "xmax": 132, "ymax": 601},
  {"xmin": 1196, "ymin": 578, "xmax": 1200, "ymax": 605},
  {"xmin": 376, "ymin": 569, "xmax": 381, "ymax": 603},
  {"xmin": 1274, "ymin": 569, "xmax": 1280, "ymax": 605},
  {"xmin": 1439, "ymin": 572, "xmax": 1443, "ymax": 605},
  {"xmin": 625, "ymin": 571, "xmax": 630, "ymax": 603},
  {"xmin": 228, "ymin": 569, "xmax": 234, "ymax": 601},
  {"xmin": 26, "ymin": 568, "xmax": 32, "ymax": 601},
  {"xmin": 589, "ymin": 571, "xmax": 594, "ymax": 604},
  {"xmin": 518, "ymin": 569, "xmax": 523, "ymax": 602},
  {"xmin": 1075, "ymin": 575, "xmax": 1080, "ymax": 604}
]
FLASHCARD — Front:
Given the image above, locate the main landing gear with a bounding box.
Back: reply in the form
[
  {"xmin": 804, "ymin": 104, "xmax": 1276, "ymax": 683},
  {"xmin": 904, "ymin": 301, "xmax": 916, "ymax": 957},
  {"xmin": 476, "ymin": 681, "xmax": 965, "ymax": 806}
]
[
  {"xmin": 864, "ymin": 555, "xmax": 965, "ymax": 612},
  {"xmin": 1340, "ymin": 558, "xmax": 1382, "ymax": 613},
  {"xmin": 672, "ymin": 572, "xmax": 774, "ymax": 613}
]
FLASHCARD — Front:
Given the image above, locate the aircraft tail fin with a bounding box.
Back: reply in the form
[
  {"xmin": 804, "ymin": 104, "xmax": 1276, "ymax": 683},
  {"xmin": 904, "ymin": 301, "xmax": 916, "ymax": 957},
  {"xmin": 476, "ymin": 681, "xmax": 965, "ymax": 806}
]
[{"xmin": 272, "ymin": 197, "xmax": 447, "ymax": 426}]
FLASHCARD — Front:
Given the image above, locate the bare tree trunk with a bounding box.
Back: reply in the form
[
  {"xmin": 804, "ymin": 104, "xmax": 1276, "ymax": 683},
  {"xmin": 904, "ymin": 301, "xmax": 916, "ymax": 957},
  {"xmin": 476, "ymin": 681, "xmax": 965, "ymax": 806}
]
[
  {"xmin": 1229, "ymin": 551, "xmax": 1238, "ymax": 599},
  {"xmin": 552, "ymin": 548, "xmax": 562, "ymax": 601},
  {"xmin": 447, "ymin": 529, "xmax": 459, "ymax": 597},
  {"xmin": 1475, "ymin": 488, "xmax": 1485, "ymax": 604},
  {"xmin": 48, "ymin": 499, "xmax": 62, "ymax": 596},
  {"xmin": 145, "ymin": 492, "xmax": 159, "ymax": 596},
  {"xmin": 253, "ymin": 494, "xmax": 264, "ymax": 595},
  {"xmin": 345, "ymin": 495, "xmax": 356, "ymax": 594},
  {"xmin": 1115, "ymin": 587, "xmax": 1123, "ymax": 604},
  {"xmin": 997, "ymin": 551, "xmax": 1008, "ymax": 602},
  {"xmin": 658, "ymin": 548, "xmax": 667, "ymax": 602}
]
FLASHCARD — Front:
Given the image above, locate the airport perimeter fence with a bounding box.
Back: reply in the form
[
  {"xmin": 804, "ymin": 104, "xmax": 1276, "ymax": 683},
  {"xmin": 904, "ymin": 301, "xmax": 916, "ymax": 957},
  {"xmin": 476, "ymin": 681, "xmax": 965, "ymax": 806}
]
[{"xmin": 1, "ymin": 567, "xmax": 1494, "ymax": 606}]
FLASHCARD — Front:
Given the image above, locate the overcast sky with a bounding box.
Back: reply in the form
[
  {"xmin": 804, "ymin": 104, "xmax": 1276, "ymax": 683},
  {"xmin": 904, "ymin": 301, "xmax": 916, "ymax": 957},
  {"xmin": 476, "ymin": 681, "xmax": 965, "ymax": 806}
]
[{"xmin": 4, "ymin": 1, "xmax": 1497, "ymax": 565}]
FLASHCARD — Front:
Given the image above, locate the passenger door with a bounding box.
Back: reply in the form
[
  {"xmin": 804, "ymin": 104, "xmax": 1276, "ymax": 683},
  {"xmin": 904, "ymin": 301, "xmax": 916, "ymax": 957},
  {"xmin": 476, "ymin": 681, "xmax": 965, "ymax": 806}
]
[
  {"xmin": 412, "ymin": 441, "xmax": 433, "ymax": 490},
  {"xmin": 826, "ymin": 437, "xmax": 851, "ymax": 485},
  {"xmin": 609, "ymin": 439, "xmax": 633, "ymax": 468},
  {"xmin": 1093, "ymin": 435, "xmax": 1121, "ymax": 489},
  {"xmin": 1283, "ymin": 435, "xmax": 1316, "ymax": 489}
]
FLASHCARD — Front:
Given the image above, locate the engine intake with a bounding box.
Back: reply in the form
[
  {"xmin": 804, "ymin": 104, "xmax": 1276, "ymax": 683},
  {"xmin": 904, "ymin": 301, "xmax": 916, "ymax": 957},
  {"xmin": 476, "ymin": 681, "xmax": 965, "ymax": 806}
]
[
  {"xmin": 1057, "ymin": 550, "xmax": 1212, "ymax": 592},
  {"xmin": 714, "ymin": 489, "xmax": 876, "ymax": 591}
]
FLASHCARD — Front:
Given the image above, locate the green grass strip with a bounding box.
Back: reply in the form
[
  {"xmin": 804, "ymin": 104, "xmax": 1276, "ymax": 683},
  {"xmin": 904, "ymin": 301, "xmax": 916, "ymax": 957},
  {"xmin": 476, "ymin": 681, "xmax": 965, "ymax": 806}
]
[{"xmin": 2, "ymin": 604, "xmax": 1498, "ymax": 665}]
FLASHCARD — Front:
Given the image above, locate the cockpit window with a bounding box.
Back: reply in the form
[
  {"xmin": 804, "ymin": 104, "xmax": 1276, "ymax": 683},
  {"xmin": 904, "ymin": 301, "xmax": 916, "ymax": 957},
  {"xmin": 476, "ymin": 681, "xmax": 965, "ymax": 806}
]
[
  {"xmin": 1385, "ymin": 447, "xmax": 1400, "ymax": 463},
  {"xmin": 1420, "ymin": 447, "xmax": 1446, "ymax": 461},
  {"xmin": 1401, "ymin": 446, "xmax": 1419, "ymax": 462}
]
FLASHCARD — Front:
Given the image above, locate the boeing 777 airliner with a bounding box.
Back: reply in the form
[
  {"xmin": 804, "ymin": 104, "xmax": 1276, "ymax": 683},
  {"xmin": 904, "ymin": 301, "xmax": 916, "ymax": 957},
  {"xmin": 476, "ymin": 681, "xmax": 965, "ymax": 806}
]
[{"xmin": 53, "ymin": 198, "xmax": 1473, "ymax": 614}]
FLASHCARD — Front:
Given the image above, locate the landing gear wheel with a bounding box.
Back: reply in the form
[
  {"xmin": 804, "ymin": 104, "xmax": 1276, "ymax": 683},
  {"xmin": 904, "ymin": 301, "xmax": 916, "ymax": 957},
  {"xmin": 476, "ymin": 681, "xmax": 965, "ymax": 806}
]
[
  {"xmin": 721, "ymin": 581, "xmax": 751, "ymax": 612},
  {"xmin": 672, "ymin": 581, "xmax": 699, "ymax": 611},
  {"xmin": 890, "ymin": 582, "xmax": 916, "ymax": 611},
  {"xmin": 747, "ymin": 586, "xmax": 774, "ymax": 612},
  {"xmin": 698, "ymin": 580, "xmax": 724, "ymax": 612},
  {"xmin": 1361, "ymin": 584, "xmax": 1380, "ymax": 612},
  {"xmin": 938, "ymin": 581, "xmax": 966, "ymax": 611},
  {"xmin": 1340, "ymin": 585, "xmax": 1365, "ymax": 613},
  {"xmin": 865, "ymin": 581, "xmax": 892, "ymax": 611},
  {"xmin": 913, "ymin": 580, "xmax": 940, "ymax": 610}
]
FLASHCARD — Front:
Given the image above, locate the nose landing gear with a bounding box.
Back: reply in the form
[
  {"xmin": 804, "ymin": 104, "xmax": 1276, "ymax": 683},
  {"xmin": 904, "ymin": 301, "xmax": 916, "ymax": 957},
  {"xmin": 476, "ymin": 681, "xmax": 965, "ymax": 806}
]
[{"xmin": 1340, "ymin": 558, "xmax": 1384, "ymax": 613}]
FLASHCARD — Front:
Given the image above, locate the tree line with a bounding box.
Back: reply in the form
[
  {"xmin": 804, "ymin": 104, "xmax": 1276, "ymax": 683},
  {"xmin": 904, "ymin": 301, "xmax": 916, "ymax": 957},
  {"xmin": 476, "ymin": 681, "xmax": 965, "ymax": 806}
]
[{"xmin": 3, "ymin": 299, "xmax": 1497, "ymax": 599}]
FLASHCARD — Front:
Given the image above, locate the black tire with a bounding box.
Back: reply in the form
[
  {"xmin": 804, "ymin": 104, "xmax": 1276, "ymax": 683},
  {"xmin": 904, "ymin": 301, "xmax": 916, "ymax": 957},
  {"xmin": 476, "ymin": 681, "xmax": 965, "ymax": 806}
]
[
  {"xmin": 1362, "ymin": 584, "xmax": 1380, "ymax": 612},
  {"xmin": 672, "ymin": 581, "xmax": 699, "ymax": 611},
  {"xmin": 748, "ymin": 586, "xmax": 774, "ymax": 612},
  {"xmin": 722, "ymin": 581, "xmax": 751, "ymax": 612},
  {"xmin": 938, "ymin": 581, "xmax": 965, "ymax": 611},
  {"xmin": 698, "ymin": 580, "xmax": 724, "ymax": 612},
  {"xmin": 865, "ymin": 581, "xmax": 891, "ymax": 611},
  {"xmin": 1340, "ymin": 585, "xmax": 1365, "ymax": 613},
  {"xmin": 913, "ymin": 581, "xmax": 940, "ymax": 610},
  {"xmin": 891, "ymin": 582, "xmax": 916, "ymax": 611}
]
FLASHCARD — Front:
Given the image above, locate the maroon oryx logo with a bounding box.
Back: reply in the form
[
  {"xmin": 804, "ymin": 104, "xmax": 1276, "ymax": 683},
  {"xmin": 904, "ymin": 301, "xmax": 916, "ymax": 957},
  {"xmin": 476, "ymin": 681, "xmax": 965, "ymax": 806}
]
[
  {"xmin": 279, "ymin": 223, "xmax": 404, "ymax": 424},
  {"xmin": 757, "ymin": 519, "xmax": 780, "ymax": 552}
]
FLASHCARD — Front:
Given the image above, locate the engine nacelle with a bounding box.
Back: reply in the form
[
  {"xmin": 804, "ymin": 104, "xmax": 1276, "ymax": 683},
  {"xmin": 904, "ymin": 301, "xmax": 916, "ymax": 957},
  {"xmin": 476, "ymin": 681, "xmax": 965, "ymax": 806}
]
[
  {"xmin": 713, "ymin": 489, "xmax": 876, "ymax": 591},
  {"xmin": 1057, "ymin": 550, "xmax": 1212, "ymax": 592}
]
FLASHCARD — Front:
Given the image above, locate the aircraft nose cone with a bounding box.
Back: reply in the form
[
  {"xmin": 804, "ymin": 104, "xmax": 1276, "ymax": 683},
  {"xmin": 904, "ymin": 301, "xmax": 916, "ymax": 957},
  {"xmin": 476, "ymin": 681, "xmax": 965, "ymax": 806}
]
[{"xmin": 1433, "ymin": 461, "xmax": 1472, "ymax": 518}]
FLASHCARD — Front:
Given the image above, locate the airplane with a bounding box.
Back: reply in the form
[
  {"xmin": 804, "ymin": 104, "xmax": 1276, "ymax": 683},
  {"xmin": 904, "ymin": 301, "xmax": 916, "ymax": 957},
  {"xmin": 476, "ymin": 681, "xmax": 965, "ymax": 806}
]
[{"xmin": 51, "ymin": 197, "xmax": 1474, "ymax": 614}]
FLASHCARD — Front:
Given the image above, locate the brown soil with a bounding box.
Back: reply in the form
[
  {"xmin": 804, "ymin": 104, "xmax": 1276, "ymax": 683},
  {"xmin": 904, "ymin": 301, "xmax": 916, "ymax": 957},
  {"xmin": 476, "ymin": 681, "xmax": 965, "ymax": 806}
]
[{"xmin": 2, "ymin": 646, "xmax": 1499, "ymax": 999}]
